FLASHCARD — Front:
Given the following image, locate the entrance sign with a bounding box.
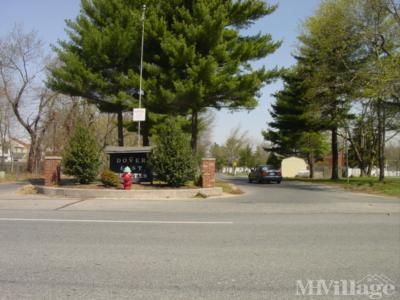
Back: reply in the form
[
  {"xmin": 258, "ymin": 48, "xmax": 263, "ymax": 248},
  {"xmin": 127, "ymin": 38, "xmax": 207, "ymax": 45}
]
[
  {"xmin": 105, "ymin": 146, "xmax": 153, "ymax": 183},
  {"xmin": 133, "ymin": 108, "xmax": 146, "ymax": 121}
]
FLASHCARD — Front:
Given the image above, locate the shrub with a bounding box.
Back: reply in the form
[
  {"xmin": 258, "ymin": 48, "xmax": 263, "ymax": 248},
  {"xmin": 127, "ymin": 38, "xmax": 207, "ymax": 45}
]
[
  {"xmin": 62, "ymin": 123, "xmax": 101, "ymax": 184},
  {"xmin": 100, "ymin": 170, "xmax": 120, "ymax": 187},
  {"xmin": 149, "ymin": 118, "xmax": 196, "ymax": 187}
]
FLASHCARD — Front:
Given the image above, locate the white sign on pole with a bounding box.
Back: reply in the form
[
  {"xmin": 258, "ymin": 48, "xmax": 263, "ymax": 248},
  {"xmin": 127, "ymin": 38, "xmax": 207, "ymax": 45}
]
[{"xmin": 133, "ymin": 108, "xmax": 146, "ymax": 121}]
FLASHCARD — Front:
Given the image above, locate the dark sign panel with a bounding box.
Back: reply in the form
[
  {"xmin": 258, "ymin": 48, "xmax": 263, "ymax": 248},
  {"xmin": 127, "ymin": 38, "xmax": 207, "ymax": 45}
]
[{"xmin": 109, "ymin": 152, "xmax": 152, "ymax": 182}]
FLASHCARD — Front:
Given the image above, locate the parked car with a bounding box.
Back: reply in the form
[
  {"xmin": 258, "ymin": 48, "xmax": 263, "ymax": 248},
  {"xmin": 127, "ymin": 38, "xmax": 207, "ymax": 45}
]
[{"xmin": 248, "ymin": 165, "xmax": 282, "ymax": 184}]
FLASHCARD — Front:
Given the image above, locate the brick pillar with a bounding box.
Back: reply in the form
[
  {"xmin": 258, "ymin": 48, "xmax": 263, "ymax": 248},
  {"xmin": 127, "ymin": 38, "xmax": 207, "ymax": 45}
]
[
  {"xmin": 44, "ymin": 156, "xmax": 61, "ymax": 186},
  {"xmin": 201, "ymin": 158, "xmax": 215, "ymax": 188}
]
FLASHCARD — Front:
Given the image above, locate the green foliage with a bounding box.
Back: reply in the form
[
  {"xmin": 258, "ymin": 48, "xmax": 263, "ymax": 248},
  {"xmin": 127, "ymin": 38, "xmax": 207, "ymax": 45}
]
[
  {"xmin": 211, "ymin": 127, "xmax": 268, "ymax": 169},
  {"xmin": 100, "ymin": 170, "xmax": 120, "ymax": 187},
  {"xmin": 295, "ymin": 0, "xmax": 367, "ymax": 179},
  {"xmin": 210, "ymin": 143, "xmax": 226, "ymax": 171},
  {"xmin": 239, "ymin": 145, "xmax": 256, "ymax": 168},
  {"xmin": 263, "ymin": 67, "xmax": 329, "ymax": 170},
  {"xmin": 48, "ymin": 0, "xmax": 142, "ymax": 110},
  {"xmin": 266, "ymin": 153, "xmax": 281, "ymax": 169},
  {"xmin": 148, "ymin": 0, "xmax": 281, "ymax": 150},
  {"xmin": 48, "ymin": 0, "xmax": 281, "ymax": 150},
  {"xmin": 253, "ymin": 145, "xmax": 269, "ymax": 166},
  {"xmin": 62, "ymin": 123, "xmax": 101, "ymax": 184},
  {"xmin": 149, "ymin": 118, "xmax": 196, "ymax": 187}
]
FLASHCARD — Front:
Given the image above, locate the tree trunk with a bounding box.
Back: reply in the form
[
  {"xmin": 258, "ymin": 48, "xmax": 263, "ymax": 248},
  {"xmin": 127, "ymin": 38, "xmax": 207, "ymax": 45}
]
[
  {"xmin": 367, "ymin": 162, "xmax": 373, "ymax": 176},
  {"xmin": 0, "ymin": 142, "xmax": 6, "ymax": 170},
  {"xmin": 142, "ymin": 119, "xmax": 150, "ymax": 147},
  {"xmin": 307, "ymin": 153, "xmax": 315, "ymax": 179},
  {"xmin": 360, "ymin": 163, "xmax": 366, "ymax": 177},
  {"xmin": 190, "ymin": 110, "xmax": 198, "ymax": 152},
  {"xmin": 377, "ymin": 99, "xmax": 385, "ymax": 181},
  {"xmin": 26, "ymin": 138, "xmax": 37, "ymax": 173},
  {"xmin": 331, "ymin": 127, "xmax": 339, "ymax": 180},
  {"xmin": 117, "ymin": 109, "xmax": 124, "ymax": 147}
]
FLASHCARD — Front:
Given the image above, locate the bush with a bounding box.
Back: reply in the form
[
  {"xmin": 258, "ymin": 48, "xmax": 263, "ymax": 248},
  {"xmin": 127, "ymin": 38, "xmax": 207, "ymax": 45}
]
[
  {"xmin": 62, "ymin": 123, "xmax": 101, "ymax": 184},
  {"xmin": 149, "ymin": 118, "xmax": 196, "ymax": 187},
  {"xmin": 100, "ymin": 170, "xmax": 120, "ymax": 187}
]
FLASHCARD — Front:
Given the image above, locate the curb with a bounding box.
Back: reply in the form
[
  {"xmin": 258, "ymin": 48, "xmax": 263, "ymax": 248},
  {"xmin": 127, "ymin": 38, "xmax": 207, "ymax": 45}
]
[{"xmin": 36, "ymin": 186, "xmax": 223, "ymax": 199}]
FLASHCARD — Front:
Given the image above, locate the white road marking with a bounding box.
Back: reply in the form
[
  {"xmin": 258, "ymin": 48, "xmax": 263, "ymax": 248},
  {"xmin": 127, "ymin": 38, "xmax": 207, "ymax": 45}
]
[{"xmin": 0, "ymin": 218, "xmax": 233, "ymax": 225}]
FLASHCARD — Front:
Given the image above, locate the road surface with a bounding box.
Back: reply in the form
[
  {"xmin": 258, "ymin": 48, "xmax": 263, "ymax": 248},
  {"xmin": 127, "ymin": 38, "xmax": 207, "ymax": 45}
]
[{"xmin": 0, "ymin": 179, "xmax": 399, "ymax": 299}]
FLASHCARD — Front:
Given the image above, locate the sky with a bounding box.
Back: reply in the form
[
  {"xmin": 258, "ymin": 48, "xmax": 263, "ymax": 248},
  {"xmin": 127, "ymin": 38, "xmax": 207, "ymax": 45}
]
[{"xmin": 0, "ymin": 0, "xmax": 322, "ymax": 146}]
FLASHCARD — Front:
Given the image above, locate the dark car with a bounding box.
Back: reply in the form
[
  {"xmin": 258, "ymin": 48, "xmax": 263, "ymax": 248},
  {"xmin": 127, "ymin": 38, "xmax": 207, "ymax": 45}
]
[{"xmin": 248, "ymin": 165, "xmax": 282, "ymax": 184}]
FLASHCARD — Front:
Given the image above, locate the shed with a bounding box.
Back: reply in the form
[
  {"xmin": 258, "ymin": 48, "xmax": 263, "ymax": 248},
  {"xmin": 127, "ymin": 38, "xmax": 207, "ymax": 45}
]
[{"xmin": 281, "ymin": 156, "xmax": 308, "ymax": 178}]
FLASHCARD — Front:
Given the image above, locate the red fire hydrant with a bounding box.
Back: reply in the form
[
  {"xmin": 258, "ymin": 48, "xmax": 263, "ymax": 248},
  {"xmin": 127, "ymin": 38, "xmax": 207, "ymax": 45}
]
[{"xmin": 122, "ymin": 166, "xmax": 133, "ymax": 190}]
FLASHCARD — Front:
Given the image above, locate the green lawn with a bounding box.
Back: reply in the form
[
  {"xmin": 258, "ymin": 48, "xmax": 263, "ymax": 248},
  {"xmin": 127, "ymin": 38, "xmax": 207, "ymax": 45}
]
[{"xmin": 287, "ymin": 177, "xmax": 400, "ymax": 197}]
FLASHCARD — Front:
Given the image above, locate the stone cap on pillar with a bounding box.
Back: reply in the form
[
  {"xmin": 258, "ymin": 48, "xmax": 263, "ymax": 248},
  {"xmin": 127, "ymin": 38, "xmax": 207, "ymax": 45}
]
[
  {"xmin": 44, "ymin": 156, "xmax": 62, "ymax": 160},
  {"xmin": 202, "ymin": 158, "xmax": 216, "ymax": 160}
]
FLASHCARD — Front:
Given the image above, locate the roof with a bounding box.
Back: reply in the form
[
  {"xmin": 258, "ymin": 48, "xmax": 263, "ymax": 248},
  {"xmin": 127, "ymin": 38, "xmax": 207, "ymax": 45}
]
[
  {"xmin": 10, "ymin": 137, "xmax": 30, "ymax": 147},
  {"xmin": 104, "ymin": 146, "xmax": 153, "ymax": 154}
]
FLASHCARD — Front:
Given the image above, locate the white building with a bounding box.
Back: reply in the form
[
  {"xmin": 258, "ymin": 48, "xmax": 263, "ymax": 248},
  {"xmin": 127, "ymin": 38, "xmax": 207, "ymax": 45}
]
[{"xmin": 0, "ymin": 137, "xmax": 30, "ymax": 162}]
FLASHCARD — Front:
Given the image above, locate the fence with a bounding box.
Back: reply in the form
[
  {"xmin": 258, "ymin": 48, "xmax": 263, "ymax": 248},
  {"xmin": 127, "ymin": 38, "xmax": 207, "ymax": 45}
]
[{"xmin": 0, "ymin": 161, "xmax": 43, "ymax": 175}]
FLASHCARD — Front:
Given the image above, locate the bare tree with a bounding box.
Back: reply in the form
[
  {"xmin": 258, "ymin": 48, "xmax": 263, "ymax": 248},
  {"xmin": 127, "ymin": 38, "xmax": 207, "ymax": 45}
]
[
  {"xmin": 0, "ymin": 26, "xmax": 58, "ymax": 172},
  {"xmin": 0, "ymin": 98, "xmax": 11, "ymax": 169}
]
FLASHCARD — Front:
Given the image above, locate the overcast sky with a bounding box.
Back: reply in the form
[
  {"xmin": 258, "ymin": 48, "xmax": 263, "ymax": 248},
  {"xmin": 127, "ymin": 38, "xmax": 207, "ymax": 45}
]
[{"xmin": 1, "ymin": 0, "xmax": 322, "ymax": 145}]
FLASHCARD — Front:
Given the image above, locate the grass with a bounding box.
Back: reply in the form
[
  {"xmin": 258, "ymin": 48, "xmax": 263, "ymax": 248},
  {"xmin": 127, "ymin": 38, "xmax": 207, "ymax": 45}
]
[
  {"xmin": 287, "ymin": 177, "xmax": 400, "ymax": 197},
  {"xmin": 215, "ymin": 179, "xmax": 244, "ymax": 194},
  {"xmin": 0, "ymin": 172, "xmax": 42, "ymax": 184}
]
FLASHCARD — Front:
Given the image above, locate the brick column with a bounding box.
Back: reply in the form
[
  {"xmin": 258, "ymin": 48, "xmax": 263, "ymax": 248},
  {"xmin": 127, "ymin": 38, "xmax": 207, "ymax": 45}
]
[
  {"xmin": 201, "ymin": 158, "xmax": 216, "ymax": 188},
  {"xmin": 44, "ymin": 156, "xmax": 61, "ymax": 186}
]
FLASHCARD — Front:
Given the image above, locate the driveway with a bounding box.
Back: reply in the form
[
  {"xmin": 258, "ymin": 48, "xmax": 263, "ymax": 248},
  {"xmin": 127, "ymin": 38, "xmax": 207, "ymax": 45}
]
[{"xmin": 0, "ymin": 178, "xmax": 399, "ymax": 299}]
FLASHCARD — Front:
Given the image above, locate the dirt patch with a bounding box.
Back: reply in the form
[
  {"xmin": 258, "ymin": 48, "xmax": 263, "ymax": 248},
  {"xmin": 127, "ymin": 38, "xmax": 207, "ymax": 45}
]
[
  {"xmin": 215, "ymin": 180, "xmax": 244, "ymax": 194},
  {"xmin": 18, "ymin": 184, "xmax": 38, "ymax": 194}
]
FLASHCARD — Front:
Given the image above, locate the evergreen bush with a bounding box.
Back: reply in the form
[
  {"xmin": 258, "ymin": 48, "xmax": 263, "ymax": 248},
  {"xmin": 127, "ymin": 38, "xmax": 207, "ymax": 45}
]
[
  {"xmin": 149, "ymin": 118, "xmax": 196, "ymax": 187},
  {"xmin": 100, "ymin": 170, "xmax": 120, "ymax": 188},
  {"xmin": 62, "ymin": 123, "xmax": 101, "ymax": 184}
]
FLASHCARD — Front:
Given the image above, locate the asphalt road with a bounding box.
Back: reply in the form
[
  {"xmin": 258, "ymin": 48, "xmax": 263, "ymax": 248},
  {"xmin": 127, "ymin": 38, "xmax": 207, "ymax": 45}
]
[{"xmin": 0, "ymin": 179, "xmax": 399, "ymax": 299}]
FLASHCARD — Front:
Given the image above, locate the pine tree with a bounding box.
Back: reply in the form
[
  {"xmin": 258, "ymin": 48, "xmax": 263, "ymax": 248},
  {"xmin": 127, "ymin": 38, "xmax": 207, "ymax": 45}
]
[
  {"xmin": 148, "ymin": 0, "xmax": 281, "ymax": 151},
  {"xmin": 148, "ymin": 118, "xmax": 196, "ymax": 187},
  {"xmin": 48, "ymin": 0, "xmax": 145, "ymax": 146},
  {"xmin": 295, "ymin": 0, "xmax": 364, "ymax": 179},
  {"xmin": 263, "ymin": 68, "xmax": 328, "ymax": 178},
  {"xmin": 49, "ymin": 0, "xmax": 280, "ymax": 150},
  {"xmin": 62, "ymin": 123, "xmax": 101, "ymax": 184}
]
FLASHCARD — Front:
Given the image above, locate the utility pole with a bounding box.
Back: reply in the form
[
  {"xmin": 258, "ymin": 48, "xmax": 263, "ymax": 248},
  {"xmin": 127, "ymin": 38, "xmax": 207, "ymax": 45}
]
[
  {"xmin": 137, "ymin": 4, "xmax": 146, "ymax": 147},
  {"xmin": 345, "ymin": 126, "xmax": 349, "ymax": 184}
]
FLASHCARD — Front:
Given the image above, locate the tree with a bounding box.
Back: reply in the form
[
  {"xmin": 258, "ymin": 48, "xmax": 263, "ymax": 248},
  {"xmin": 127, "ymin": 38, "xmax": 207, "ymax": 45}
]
[
  {"xmin": 148, "ymin": 0, "xmax": 281, "ymax": 151},
  {"xmin": 224, "ymin": 127, "xmax": 249, "ymax": 165},
  {"xmin": 62, "ymin": 122, "xmax": 101, "ymax": 184},
  {"xmin": 48, "ymin": 0, "xmax": 146, "ymax": 146},
  {"xmin": 295, "ymin": 0, "xmax": 365, "ymax": 179},
  {"xmin": 49, "ymin": 0, "xmax": 280, "ymax": 151},
  {"xmin": 149, "ymin": 117, "xmax": 196, "ymax": 187},
  {"xmin": 0, "ymin": 27, "xmax": 58, "ymax": 172},
  {"xmin": 266, "ymin": 152, "xmax": 281, "ymax": 169},
  {"xmin": 210, "ymin": 143, "xmax": 227, "ymax": 171},
  {"xmin": 0, "ymin": 98, "xmax": 12, "ymax": 169},
  {"xmin": 347, "ymin": 100, "xmax": 378, "ymax": 176},
  {"xmin": 263, "ymin": 68, "xmax": 328, "ymax": 178},
  {"xmin": 239, "ymin": 145, "xmax": 256, "ymax": 168},
  {"xmin": 253, "ymin": 145, "xmax": 268, "ymax": 166},
  {"xmin": 349, "ymin": 0, "xmax": 400, "ymax": 180}
]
